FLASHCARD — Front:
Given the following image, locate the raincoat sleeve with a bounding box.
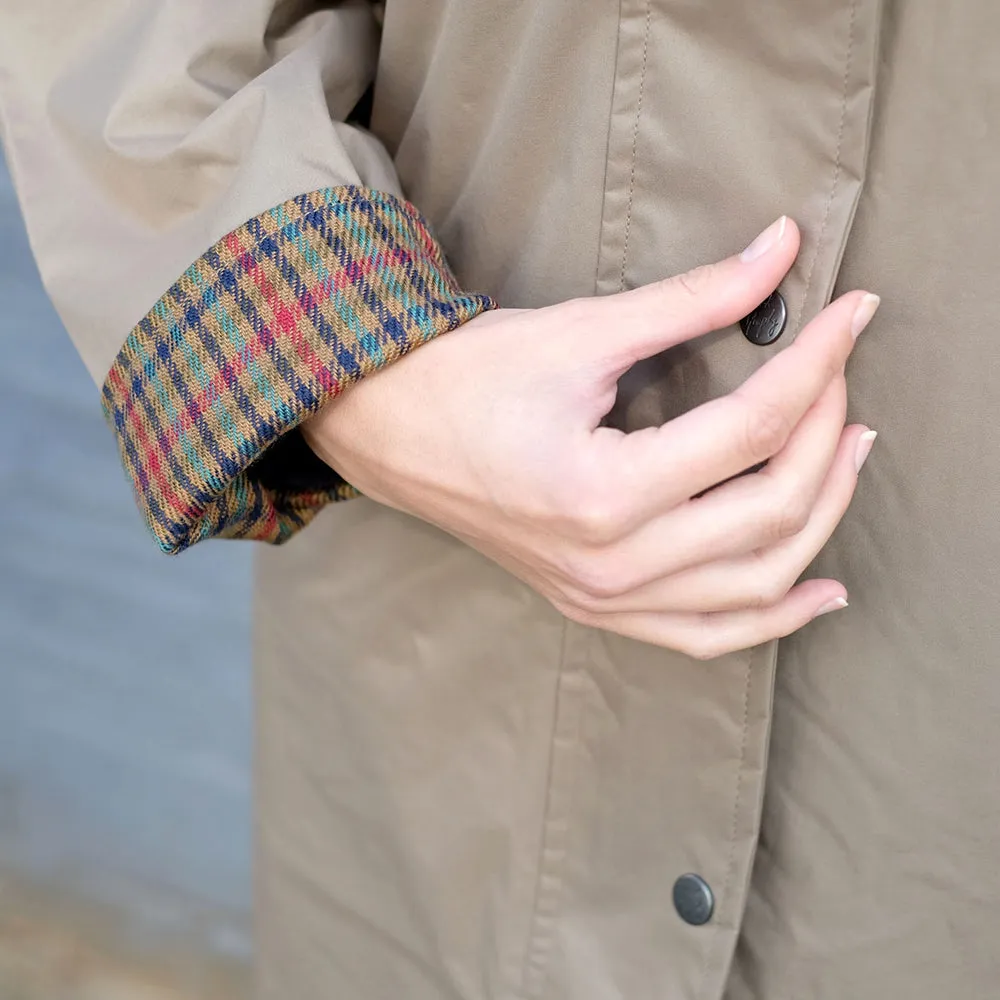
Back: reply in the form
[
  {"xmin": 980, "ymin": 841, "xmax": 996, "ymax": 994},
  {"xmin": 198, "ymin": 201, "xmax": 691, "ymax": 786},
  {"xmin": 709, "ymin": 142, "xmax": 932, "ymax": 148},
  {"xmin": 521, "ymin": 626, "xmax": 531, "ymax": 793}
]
[{"xmin": 0, "ymin": 1, "xmax": 496, "ymax": 553}]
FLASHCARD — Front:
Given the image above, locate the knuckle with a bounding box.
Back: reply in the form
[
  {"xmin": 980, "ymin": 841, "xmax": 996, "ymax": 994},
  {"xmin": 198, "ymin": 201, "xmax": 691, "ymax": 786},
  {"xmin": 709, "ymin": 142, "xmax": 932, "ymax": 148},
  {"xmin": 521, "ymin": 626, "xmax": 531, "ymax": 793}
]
[
  {"xmin": 568, "ymin": 493, "xmax": 629, "ymax": 546},
  {"xmin": 667, "ymin": 263, "xmax": 713, "ymax": 301},
  {"xmin": 559, "ymin": 550, "xmax": 631, "ymax": 601},
  {"xmin": 748, "ymin": 576, "xmax": 790, "ymax": 610},
  {"xmin": 691, "ymin": 645, "xmax": 723, "ymax": 662},
  {"xmin": 741, "ymin": 395, "xmax": 794, "ymax": 460},
  {"xmin": 770, "ymin": 493, "xmax": 812, "ymax": 540},
  {"xmin": 680, "ymin": 633, "xmax": 726, "ymax": 661}
]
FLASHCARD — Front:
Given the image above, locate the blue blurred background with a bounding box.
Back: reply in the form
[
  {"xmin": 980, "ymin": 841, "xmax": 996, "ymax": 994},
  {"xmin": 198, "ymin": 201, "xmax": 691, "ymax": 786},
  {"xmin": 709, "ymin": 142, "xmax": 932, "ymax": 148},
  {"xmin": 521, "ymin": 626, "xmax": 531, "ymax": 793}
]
[{"xmin": 0, "ymin": 154, "xmax": 252, "ymax": 997}]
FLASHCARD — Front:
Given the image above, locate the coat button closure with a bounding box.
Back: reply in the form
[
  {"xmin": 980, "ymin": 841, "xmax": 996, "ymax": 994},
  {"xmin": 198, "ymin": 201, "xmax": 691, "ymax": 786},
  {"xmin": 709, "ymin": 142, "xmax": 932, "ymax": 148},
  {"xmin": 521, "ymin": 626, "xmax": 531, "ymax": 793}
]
[
  {"xmin": 740, "ymin": 290, "xmax": 787, "ymax": 345},
  {"xmin": 673, "ymin": 873, "xmax": 715, "ymax": 926}
]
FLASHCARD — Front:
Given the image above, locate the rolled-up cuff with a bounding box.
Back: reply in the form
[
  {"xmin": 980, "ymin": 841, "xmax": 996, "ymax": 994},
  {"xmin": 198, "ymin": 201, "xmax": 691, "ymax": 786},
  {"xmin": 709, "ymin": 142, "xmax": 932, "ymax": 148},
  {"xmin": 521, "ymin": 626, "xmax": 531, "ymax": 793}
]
[{"xmin": 101, "ymin": 186, "xmax": 497, "ymax": 553}]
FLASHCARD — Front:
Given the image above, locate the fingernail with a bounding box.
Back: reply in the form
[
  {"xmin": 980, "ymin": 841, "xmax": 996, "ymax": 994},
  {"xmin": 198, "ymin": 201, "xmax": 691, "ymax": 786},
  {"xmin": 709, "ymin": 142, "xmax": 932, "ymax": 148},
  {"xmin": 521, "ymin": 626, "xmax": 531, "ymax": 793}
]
[
  {"xmin": 850, "ymin": 293, "xmax": 880, "ymax": 338},
  {"xmin": 740, "ymin": 216, "xmax": 787, "ymax": 262},
  {"xmin": 854, "ymin": 429, "xmax": 877, "ymax": 473},
  {"xmin": 814, "ymin": 596, "xmax": 849, "ymax": 618}
]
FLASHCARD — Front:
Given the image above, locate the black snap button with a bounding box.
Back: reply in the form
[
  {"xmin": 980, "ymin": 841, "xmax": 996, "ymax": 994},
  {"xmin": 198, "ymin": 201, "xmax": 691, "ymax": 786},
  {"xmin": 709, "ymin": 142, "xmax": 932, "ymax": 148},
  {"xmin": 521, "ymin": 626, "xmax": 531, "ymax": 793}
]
[
  {"xmin": 740, "ymin": 290, "xmax": 787, "ymax": 346},
  {"xmin": 673, "ymin": 873, "xmax": 715, "ymax": 926}
]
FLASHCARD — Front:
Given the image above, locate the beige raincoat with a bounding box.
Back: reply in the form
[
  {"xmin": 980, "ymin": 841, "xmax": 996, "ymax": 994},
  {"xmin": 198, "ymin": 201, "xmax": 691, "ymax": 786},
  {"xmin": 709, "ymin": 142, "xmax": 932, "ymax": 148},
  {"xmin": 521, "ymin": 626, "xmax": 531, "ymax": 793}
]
[{"xmin": 3, "ymin": 2, "xmax": 998, "ymax": 997}]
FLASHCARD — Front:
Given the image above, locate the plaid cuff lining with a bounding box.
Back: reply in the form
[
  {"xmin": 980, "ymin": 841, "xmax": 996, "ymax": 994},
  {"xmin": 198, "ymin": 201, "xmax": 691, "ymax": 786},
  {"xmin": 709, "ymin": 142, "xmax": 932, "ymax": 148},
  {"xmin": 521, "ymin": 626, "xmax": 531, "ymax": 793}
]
[{"xmin": 101, "ymin": 186, "xmax": 497, "ymax": 553}]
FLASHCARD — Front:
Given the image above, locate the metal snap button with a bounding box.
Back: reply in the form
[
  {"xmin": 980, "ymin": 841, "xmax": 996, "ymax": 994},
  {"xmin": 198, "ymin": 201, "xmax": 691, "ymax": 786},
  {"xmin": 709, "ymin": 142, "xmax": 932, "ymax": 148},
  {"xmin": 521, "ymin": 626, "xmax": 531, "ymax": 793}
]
[
  {"xmin": 673, "ymin": 873, "xmax": 715, "ymax": 926},
  {"xmin": 740, "ymin": 290, "xmax": 787, "ymax": 346}
]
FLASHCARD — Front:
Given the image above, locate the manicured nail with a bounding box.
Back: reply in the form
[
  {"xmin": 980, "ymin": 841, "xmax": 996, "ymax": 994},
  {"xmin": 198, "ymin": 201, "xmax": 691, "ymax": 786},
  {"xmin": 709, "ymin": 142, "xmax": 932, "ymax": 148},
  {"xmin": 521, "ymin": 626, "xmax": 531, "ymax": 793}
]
[
  {"xmin": 740, "ymin": 216, "xmax": 787, "ymax": 262},
  {"xmin": 854, "ymin": 429, "xmax": 877, "ymax": 473},
  {"xmin": 850, "ymin": 293, "xmax": 880, "ymax": 338},
  {"xmin": 814, "ymin": 596, "xmax": 849, "ymax": 618}
]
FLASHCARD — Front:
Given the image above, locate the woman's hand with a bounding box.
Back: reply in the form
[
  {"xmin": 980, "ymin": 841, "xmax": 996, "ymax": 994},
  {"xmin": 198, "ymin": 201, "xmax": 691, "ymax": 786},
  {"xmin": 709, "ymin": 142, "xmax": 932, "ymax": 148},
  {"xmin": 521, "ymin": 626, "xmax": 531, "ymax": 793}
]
[{"xmin": 303, "ymin": 218, "xmax": 878, "ymax": 658}]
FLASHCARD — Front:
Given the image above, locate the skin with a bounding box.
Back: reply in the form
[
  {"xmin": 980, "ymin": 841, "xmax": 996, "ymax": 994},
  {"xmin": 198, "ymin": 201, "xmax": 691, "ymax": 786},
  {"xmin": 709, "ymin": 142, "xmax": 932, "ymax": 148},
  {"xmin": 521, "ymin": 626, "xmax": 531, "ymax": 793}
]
[{"xmin": 303, "ymin": 217, "xmax": 879, "ymax": 660}]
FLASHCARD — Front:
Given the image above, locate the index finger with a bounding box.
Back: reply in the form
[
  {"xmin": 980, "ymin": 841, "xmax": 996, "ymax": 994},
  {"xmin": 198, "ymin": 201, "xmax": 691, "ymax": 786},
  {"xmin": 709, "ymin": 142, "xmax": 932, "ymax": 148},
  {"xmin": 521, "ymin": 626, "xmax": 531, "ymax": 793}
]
[{"xmin": 607, "ymin": 289, "xmax": 879, "ymax": 518}]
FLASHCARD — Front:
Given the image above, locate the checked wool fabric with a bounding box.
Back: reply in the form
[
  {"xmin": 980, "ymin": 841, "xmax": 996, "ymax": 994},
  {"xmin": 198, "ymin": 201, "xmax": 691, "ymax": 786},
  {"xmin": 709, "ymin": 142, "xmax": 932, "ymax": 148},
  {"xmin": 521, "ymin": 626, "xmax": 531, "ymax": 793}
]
[{"xmin": 101, "ymin": 186, "xmax": 497, "ymax": 553}]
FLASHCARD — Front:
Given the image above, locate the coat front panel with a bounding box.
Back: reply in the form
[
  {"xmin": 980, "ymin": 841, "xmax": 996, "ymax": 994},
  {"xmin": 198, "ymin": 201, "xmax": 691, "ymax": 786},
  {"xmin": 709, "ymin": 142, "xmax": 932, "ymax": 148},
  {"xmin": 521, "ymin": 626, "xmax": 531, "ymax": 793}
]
[
  {"xmin": 257, "ymin": 2, "xmax": 884, "ymax": 998},
  {"xmin": 728, "ymin": 3, "xmax": 1000, "ymax": 996}
]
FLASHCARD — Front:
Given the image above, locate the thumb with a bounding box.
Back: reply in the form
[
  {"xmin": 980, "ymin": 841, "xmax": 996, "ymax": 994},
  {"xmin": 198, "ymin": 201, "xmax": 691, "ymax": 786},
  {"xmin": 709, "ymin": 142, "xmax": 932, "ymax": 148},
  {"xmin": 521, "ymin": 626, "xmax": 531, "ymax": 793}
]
[{"xmin": 589, "ymin": 216, "xmax": 801, "ymax": 373}]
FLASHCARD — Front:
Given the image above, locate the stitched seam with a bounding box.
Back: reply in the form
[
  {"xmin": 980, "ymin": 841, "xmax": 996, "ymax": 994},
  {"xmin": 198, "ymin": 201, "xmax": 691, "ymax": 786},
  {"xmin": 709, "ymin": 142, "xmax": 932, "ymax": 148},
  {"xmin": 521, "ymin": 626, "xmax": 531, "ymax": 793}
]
[
  {"xmin": 592, "ymin": 0, "xmax": 628, "ymax": 295},
  {"xmin": 696, "ymin": 654, "xmax": 754, "ymax": 996},
  {"xmin": 518, "ymin": 617, "xmax": 573, "ymax": 999},
  {"xmin": 696, "ymin": 7, "xmax": 859, "ymax": 989},
  {"xmin": 795, "ymin": 0, "xmax": 858, "ymax": 333},
  {"xmin": 730, "ymin": 639, "xmax": 781, "ymax": 998},
  {"xmin": 617, "ymin": 0, "xmax": 653, "ymax": 292}
]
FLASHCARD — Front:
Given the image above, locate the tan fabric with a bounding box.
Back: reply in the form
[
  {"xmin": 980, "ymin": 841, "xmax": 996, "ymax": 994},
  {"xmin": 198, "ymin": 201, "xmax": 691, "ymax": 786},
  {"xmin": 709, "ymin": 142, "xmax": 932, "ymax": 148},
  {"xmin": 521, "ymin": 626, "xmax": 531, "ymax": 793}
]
[
  {"xmin": 4, "ymin": 1, "xmax": 1000, "ymax": 997},
  {"xmin": 0, "ymin": 0, "xmax": 400, "ymax": 381}
]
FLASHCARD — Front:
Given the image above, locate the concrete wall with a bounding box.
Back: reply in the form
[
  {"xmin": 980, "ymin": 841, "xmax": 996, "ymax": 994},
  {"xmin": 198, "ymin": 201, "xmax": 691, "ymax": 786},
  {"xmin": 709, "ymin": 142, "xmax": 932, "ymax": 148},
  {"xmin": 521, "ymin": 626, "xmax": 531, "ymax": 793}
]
[{"xmin": 0, "ymin": 156, "xmax": 253, "ymax": 998}]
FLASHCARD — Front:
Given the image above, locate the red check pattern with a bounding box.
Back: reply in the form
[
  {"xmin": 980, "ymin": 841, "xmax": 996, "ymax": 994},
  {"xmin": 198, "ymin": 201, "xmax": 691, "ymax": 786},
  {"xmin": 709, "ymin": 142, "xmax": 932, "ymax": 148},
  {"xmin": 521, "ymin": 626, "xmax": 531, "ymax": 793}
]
[{"xmin": 101, "ymin": 186, "xmax": 497, "ymax": 553}]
